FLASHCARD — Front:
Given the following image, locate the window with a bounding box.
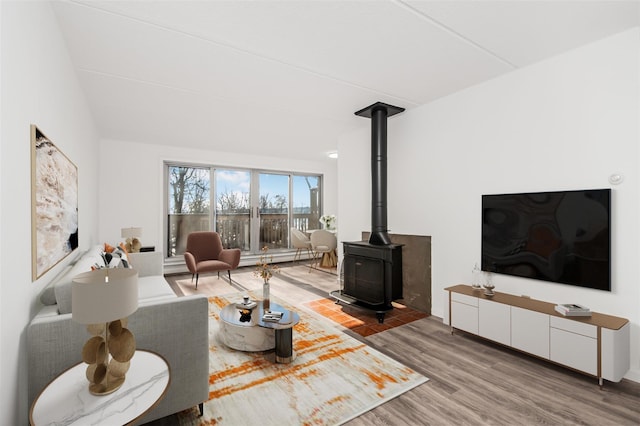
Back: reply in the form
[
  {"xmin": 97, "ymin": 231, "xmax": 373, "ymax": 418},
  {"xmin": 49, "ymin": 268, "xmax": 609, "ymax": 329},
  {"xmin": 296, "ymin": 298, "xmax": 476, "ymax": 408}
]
[
  {"xmin": 165, "ymin": 163, "xmax": 322, "ymax": 258},
  {"xmin": 167, "ymin": 165, "xmax": 211, "ymax": 257},
  {"xmin": 292, "ymin": 175, "xmax": 320, "ymax": 232},
  {"xmin": 257, "ymin": 172, "xmax": 289, "ymax": 250},
  {"xmin": 215, "ymin": 169, "xmax": 250, "ymax": 250}
]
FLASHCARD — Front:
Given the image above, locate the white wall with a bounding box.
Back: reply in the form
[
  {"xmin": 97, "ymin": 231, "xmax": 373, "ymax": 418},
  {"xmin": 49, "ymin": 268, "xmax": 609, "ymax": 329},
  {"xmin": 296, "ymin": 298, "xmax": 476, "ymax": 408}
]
[
  {"xmin": 0, "ymin": 2, "xmax": 100, "ymax": 424},
  {"xmin": 0, "ymin": 0, "xmax": 4, "ymax": 408},
  {"xmin": 338, "ymin": 28, "xmax": 640, "ymax": 382},
  {"xmin": 97, "ymin": 139, "xmax": 338, "ymax": 258}
]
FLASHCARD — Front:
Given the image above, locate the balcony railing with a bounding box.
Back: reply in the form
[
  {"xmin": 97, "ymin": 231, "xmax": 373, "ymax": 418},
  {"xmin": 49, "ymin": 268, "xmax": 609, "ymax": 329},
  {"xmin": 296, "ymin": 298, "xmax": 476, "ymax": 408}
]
[{"xmin": 167, "ymin": 213, "xmax": 318, "ymax": 257}]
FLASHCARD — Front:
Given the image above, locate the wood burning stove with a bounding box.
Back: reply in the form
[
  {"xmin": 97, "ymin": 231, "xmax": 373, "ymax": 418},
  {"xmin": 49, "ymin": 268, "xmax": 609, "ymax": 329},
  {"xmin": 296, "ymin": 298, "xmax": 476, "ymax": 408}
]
[
  {"xmin": 341, "ymin": 241, "xmax": 403, "ymax": 322},
  {"xmin": 331, "ymin": 102, "xmax": 405, "ymax": 323}
]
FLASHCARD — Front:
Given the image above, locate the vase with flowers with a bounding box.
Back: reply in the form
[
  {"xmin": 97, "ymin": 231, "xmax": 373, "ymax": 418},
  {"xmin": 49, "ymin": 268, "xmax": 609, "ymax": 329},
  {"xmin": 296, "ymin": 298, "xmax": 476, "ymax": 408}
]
[
  {"xmin": 254, "ymin": 246, "xmax": 279, "ymax": 310},
  {"xmin": 320, "ymin": 214, "xmax": 336, "ymax": 231}
]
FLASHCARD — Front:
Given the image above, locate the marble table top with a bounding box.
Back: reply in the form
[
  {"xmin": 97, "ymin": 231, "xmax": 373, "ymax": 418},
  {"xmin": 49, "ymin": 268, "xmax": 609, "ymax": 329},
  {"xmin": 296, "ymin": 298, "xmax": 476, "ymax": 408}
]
[{"xmin": 30, "ymin": 350, "xmax": 170, "ymax": 426}]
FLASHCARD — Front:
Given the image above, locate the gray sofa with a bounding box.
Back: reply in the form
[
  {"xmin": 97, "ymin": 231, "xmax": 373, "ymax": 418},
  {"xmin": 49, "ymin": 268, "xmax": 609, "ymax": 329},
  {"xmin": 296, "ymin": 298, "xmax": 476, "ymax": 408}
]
[{"xmin": 27, "ymin": 246, "xmax": 209, "ymax": 424}]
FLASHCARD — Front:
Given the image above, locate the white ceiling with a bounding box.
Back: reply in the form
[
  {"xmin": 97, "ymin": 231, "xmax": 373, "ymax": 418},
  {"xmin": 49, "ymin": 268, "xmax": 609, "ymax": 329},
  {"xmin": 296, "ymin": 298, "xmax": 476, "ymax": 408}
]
[{"xmin": 51, "ymin": 0, "xmax": 639, "ymax": 161}]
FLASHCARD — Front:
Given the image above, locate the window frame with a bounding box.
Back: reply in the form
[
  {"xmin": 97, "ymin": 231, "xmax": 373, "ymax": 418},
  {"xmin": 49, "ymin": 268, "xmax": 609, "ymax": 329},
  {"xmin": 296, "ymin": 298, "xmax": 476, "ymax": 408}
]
[{"xmin": 163, "ymin": 161, "xmax": 323, "ymax": 260}]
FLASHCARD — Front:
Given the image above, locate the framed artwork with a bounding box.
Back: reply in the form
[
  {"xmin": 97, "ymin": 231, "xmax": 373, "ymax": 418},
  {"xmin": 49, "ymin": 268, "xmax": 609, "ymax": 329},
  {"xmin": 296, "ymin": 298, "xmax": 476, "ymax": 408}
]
[{"xmin": 31, "ymin": 125, "xmax": 79, "ymax": 280}]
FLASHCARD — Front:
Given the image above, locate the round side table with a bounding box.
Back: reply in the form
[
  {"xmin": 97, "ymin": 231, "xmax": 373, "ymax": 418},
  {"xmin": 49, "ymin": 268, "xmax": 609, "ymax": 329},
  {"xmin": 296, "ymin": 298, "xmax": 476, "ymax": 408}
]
[{"xmin": 30, "ymin": 350, "xmax": 170, "ymax": 426}]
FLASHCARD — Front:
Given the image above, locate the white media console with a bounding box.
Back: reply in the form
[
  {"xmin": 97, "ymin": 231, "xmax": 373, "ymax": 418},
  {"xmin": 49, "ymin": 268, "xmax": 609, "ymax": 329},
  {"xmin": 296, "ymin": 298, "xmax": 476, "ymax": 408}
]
[{"xmin": 445, "ymin": 285, "xmax": 630, "ymax": 386}]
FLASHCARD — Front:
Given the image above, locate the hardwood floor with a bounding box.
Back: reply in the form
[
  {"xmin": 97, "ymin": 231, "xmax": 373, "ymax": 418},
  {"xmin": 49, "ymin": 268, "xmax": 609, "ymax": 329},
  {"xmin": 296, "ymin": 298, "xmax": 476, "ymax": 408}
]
[
  {"xmin": 159, "ymin": 263, "xmax": 640, "ymax": 425},
  {"xmin": 348, "ymin": 318, "xmax": 639, "ymax": 425}
]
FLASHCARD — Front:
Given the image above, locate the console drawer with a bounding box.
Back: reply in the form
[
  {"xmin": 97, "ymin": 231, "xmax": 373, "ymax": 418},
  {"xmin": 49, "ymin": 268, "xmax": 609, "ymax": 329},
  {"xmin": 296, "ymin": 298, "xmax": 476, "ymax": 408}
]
[
  {"xmin": 550, "ymin": 327, "xmax": 597, "ymax": 375},
  {"xmin": 451, "ymin": 292, "xmax": 478, "ymax": 307},
  {"xmin": 451, "ymin": 301, "xmax": 478, "ymax": 334},
  {"xmin": 550, "ymin": 316, "xmax": 597, "ymax": 338}
]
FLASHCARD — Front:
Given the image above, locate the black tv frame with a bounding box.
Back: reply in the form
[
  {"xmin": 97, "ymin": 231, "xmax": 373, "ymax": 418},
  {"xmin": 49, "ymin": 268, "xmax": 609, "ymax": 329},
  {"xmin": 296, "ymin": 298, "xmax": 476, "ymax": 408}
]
[{"xmin": 481, "ymin": 188, "xmax": 611, "ymax": 291}]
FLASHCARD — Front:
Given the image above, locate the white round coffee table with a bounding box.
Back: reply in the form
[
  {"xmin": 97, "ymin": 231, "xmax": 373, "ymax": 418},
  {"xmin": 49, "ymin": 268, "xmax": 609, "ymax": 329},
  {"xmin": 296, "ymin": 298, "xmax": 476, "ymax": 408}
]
[{"xmin": 219, "ymin": 301, "xmax": 300, "ymax": 363}]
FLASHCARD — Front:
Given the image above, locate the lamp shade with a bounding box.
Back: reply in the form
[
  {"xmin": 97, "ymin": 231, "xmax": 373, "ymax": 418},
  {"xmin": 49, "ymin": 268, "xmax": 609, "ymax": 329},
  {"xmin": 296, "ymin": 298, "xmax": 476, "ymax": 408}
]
[
  {"xmin": 121, "ymin": 227, "xmax": 142, "ymax": 239},
  {"xmin": 72, "ymin": 269, "xmax": 138, "ymax": 324}
]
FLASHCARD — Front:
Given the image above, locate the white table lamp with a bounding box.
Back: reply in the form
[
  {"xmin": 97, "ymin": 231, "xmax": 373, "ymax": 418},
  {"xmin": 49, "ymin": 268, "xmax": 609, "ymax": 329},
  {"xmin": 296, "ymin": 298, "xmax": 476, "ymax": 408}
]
[{"xmin": 72, "ymin": 268, "xmax": 139, "ymax": 395}]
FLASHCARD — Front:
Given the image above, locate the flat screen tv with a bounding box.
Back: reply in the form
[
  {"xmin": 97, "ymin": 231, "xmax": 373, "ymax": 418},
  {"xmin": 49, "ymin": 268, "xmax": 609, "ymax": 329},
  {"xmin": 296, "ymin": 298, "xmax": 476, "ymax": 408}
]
[{"xmin": 481, "ymin": 189, "xmax": 611, "ymax": 291}]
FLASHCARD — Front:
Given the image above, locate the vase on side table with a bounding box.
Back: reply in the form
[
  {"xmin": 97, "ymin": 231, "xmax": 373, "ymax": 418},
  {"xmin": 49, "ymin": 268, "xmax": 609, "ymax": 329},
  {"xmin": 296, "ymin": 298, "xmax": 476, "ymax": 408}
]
[{"xmin": 263, "ymin": 279, "xmax": 270, "ymax": 311}]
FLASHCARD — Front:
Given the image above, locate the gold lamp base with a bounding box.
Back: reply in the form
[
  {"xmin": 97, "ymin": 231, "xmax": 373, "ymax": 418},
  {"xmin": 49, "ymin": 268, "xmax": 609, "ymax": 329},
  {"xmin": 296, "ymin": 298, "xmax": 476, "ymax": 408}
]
[
  {"xmin": 82, "ymin": 319, "xmax": 136, "ymax": 396},
  {"xmin": 89, "ymin": 376, "xmax": 126, "ymax": 396}
]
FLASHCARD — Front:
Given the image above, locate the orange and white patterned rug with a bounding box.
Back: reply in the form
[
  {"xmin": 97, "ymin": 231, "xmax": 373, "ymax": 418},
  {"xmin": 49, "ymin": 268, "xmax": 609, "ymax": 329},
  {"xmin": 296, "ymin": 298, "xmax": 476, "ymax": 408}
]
[{"xmin": 176, "ymin": 292, "xmax": 428, "ymax": 425}]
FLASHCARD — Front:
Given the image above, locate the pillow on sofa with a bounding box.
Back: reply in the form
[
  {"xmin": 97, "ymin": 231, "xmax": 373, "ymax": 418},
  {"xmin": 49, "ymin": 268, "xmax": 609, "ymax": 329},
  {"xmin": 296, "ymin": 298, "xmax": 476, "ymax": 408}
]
[
  {"xmin": 100, "ymin": 243, "xmax": 131, "ymax": 268},
  {"xmin": 39, "ymin": 265, "xmax": 73, "ymax": 306},
  {"xmin": 40, "ymin": 283, "xmax": 57, "ymax": 306}
]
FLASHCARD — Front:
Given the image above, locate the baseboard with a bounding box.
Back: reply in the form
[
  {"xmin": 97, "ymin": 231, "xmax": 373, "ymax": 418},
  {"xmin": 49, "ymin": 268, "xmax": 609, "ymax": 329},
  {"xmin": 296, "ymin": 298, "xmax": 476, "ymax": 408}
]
[{"xmin": 163, "ymin": 252, "xmax": 309, "ymax": 276}]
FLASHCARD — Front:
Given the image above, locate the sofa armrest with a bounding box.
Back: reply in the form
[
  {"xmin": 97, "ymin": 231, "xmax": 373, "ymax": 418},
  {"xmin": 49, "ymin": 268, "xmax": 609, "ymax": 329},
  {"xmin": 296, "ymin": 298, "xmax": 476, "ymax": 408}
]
[
  {"xmin": 27, "ymin": 294, "xmax": 209, "ymax": 424},
  {"xmin": 128, "ymin": 251, "xmax": 163, "ymax": 277},
  {"xmin": 27, "ymin": 313, "xmax": 87, "ymax": 406},
  {"xmin": 134, "ymin": 295, "xmax": 209, "ymax": 423}
]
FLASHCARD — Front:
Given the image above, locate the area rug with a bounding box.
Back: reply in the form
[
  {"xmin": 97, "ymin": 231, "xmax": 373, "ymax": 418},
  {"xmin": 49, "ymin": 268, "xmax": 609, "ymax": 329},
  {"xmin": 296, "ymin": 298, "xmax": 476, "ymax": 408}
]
[
  {"xmin": 176, "ymin": 292, "xmax": 428, "ymax": 425},
  {"xmin": 304, "ymin": 298, "xmax": 430, "ymax": 338},
  {"xmin": 172, "ymin": 263, "xmax": 337, "ymax": 298},
  {"xmin": 174, "ymin": 274, "xmax": 238, "ymax": 296}
]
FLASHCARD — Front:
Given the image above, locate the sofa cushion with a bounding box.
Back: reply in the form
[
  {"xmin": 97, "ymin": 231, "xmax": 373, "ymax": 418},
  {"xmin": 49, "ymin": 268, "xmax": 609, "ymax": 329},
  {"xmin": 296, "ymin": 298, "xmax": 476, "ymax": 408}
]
[
  {"xmin": 128, "ymin": 252, "xmax": 163, "ymax": 277},
  {"xmin": 137, "ymin": 276, "xmax": 176, "ymax": 302}
]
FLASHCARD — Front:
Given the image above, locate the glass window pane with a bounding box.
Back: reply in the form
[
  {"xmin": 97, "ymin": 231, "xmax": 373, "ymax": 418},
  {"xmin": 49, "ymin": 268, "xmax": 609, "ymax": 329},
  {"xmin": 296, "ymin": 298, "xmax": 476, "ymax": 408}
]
[
  {"xmin": 167, "ymin": 166, "xmax": 211, "ymax": 257},
  {"xmin": 259, "ymin": 173, "xmax": 289, "ymax": 250},
  {"xmin": 292, "ymin": 175, "xmax": 320, "ymax": 232},
  {"xmin": 166, "ymin": 164, "xmax": 323, "ymax": 257},
  {"xmin": 215, "ymin": 169, "xmax": 250, "ymax": 250}
]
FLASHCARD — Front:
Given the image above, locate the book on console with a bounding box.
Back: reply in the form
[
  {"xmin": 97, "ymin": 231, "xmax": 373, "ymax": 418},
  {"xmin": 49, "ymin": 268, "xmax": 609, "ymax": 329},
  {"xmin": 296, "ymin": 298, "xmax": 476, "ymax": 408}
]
[
  {"xmin": 555, "ymin": 303, "xmax": 591, "ymax": 317},
  {"xmin": 556, "ymin": 303, "xmax": 590, "ymax": 312}
]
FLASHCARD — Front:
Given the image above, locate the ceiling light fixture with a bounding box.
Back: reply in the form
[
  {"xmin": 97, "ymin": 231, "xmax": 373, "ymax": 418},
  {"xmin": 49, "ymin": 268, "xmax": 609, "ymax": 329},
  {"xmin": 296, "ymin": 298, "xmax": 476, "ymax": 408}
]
[{"xmin": 327, "ymin": 151, "xmax": 338, "ymax": 159}]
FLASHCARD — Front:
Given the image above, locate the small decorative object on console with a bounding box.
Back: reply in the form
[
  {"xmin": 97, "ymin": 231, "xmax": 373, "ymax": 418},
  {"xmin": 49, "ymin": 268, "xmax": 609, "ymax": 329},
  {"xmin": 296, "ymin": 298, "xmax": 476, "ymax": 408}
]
[
  {"xmin": 471, "ymin": 263, "xmax": 482, "ymax": 290},
  {"xmin": 483, "ymin": 271, "xmax": 495, "ymax": 296},
  {"xmin": 483, "ymin": 283, "xmax": 495, "ymax": 297},
  {"xmin": 555, "ymin": 303, "xmax": 591, "ymax": 317}
]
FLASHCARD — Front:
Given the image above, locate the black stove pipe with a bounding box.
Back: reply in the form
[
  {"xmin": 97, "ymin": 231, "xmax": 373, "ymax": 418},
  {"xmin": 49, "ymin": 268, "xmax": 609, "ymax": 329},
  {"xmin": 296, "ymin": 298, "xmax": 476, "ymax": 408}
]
[{"xmin": 355, "ymin": 102, "xmax": 405, "ymax": 246}]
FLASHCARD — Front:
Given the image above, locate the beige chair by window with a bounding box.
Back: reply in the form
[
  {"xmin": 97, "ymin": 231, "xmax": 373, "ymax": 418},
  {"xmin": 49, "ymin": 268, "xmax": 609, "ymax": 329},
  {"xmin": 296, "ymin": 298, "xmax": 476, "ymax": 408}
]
[
  {"xmin": 309, "ymin": 229, "xmax": 337, "ymax": 272},
  {"xmin": 291, "ymin": 228, "xmax": 312, "ymax": 262},
  {"xmin": 184, "ymin": 231, "xmax": 241, "ymax": 289}
]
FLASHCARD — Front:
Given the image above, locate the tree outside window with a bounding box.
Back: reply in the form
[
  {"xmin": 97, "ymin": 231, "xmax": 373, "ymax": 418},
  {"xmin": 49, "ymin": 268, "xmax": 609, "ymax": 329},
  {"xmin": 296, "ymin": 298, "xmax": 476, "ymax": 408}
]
[{"xmin": 167, "ymin": 166, "xmax": 211, "ymax": 257}]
